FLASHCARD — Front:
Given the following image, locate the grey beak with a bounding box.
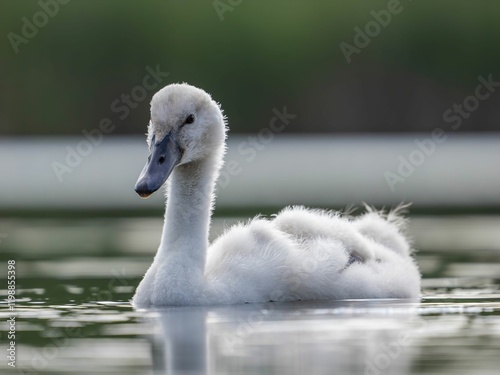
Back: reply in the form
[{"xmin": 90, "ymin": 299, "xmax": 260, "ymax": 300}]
[{"xmin": 134, "ymin": 134, "xmax": 182, "ymax": 198}]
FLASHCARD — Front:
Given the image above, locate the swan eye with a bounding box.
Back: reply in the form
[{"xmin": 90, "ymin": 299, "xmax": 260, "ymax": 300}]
[
  {"xmin": 158, "ymin": 156, "xmax": 166, "ymax": 165},
  {"xmin": 184, "ymin": 114, "xmax": 195, "ymax": 125}
]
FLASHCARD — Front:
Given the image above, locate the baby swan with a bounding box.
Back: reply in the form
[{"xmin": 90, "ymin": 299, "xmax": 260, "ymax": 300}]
[{"xmin": 132, "ymin": 83, "xmax": 421, "ymax": 306}]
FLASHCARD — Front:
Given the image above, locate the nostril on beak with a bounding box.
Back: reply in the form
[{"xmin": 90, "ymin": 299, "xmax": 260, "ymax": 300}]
[{"xmin": 158, "ymin": 156, "xmax": 166, "ymax": 165}]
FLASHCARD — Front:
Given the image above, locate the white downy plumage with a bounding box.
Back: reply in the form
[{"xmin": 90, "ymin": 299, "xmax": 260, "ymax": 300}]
[{"xmin": 132, "ymin": 83, "xmax": 421, "ymax": 306}]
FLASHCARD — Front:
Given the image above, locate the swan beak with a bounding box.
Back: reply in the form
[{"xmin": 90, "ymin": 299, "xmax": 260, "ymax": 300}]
[{"xmin": 134, "ymin": 134, "xmax": 182, "ymax": 198}]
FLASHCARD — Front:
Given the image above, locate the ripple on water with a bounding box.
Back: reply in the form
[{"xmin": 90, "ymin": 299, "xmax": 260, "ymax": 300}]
[{"xmin": 0, "ymin": 282, "xmax": 499, "ymax": 375}]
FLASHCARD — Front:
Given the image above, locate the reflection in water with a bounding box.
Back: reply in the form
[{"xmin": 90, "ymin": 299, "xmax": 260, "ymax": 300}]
[
  {"xmin": 152, "ymin": 307, "xmax": 208, "ymax": 375},
  {"xmin": 147, "ymin": 301, "xmax": 425, "ymax": 375}
]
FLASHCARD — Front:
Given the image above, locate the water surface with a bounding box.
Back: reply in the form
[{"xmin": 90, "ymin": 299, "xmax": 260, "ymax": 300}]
[{"xmin": 0, "ymin": 216, "xmax": 499, "ymax": 374}]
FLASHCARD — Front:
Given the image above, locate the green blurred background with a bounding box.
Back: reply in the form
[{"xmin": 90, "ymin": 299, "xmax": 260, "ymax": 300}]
[{"xmin": 1, "ymin": 0, "xmax": 499, "ymax": 136}]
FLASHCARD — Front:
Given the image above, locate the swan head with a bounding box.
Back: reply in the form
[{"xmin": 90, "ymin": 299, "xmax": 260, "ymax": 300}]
[{"xmin": 134, "ymin": 83, "xmax": 226, "ymax": 198}]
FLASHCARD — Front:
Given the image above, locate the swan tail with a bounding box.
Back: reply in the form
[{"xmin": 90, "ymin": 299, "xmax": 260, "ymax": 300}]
[{"xmin": 355, "ymin": 203, "xmax": 414, "ymax": 256}]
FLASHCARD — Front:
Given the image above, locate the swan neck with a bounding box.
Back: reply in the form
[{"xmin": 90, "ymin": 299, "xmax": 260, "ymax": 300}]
[{"xmin": 160, "ymin": 155, "xmax": 219, "ymax": 264}]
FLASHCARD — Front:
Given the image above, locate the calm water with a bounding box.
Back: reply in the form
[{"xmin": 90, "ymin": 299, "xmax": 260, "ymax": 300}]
[{"xmin": 1, "ymin": 215, "xmax": 500, "ymax": 375}]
